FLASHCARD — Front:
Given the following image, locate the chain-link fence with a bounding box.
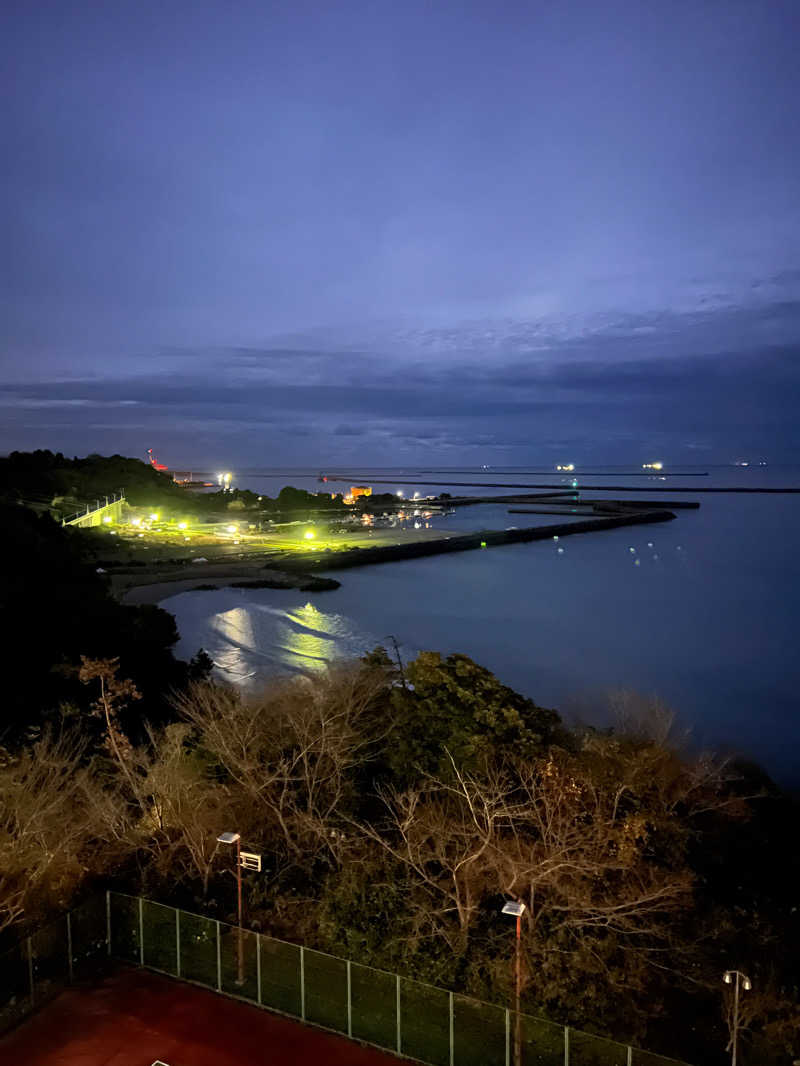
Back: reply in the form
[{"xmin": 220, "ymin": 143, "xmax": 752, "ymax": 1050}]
[
  {"xmin": 108, "ymin": 892, "xmax": 692, "ymax": 1066},
  {"xmin": 0, "ymin": 894, "xmax": 107, "ymax": 1035}
]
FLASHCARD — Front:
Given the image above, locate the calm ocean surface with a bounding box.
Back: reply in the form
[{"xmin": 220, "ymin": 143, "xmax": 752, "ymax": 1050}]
[{"xmin": 166, "ymin": 467, "xmax": 800, "ymax": 784}]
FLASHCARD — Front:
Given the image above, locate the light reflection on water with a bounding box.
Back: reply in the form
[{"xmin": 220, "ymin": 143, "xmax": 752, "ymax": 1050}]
[{"xmin": 178, "ymin": 592, "xmax": 382, "ymax": 685}]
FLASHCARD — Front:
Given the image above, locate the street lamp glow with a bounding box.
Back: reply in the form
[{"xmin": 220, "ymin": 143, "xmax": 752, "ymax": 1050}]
[
  {"xmin": 396, "ymin": 491, "xmax": 404, "ymax": 497},
  {"xmin": 226, "ymin": 524, "xmax": 237, "ymax": 533},
  {"xmin": 131, "ymin": 516, "xmax": 141, "ymax": 526},
  {"xmin": 304, "ymin": 530, "xmax": 315, "ymax": 539},
  {"xmin": 102, "ymin": 515, "xmax": 112, "ymax": 524},
  {"xmin": 149, "ymin": 513, "xmax": 159, "ymax": 521},
  {"xmin": 178, "ymin": 522, "xmax": 187, "ymax": 530}
]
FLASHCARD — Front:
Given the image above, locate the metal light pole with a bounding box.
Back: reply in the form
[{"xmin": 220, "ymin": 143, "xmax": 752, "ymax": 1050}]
[
  {"xmin": 723, "ymin": 970, "xmax": 752, "ymax": 1066},
  {"xmin": 218, "ymin": 831, "xmax": 243, "ymax": 985},
  {"xmin": 502, "ymin": 900, "xmax": 527, "ymax": 1066}
]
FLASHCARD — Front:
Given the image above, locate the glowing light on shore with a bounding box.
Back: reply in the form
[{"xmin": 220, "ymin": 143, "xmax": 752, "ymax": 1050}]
[
  {"xmin": 149, "ymin": 513, "xmax": 159, "ymax": 521},
  {"xmin": 304, "ymin": 530, "xmax": 315, "ymax": 540},
  {"xmin": 642, "ymin": 461, "xmax": 664, "ymax": 471},
  {"xmin": 178, "ymin": 522, "xmax": 188, "ymax": 530},
  {"xmin": 131, "ymin": 517, "xmax": 141, "ymax": 526},
  {"xmin": 226, "ymin": 524, "xmax": 237, "ymax": 533}
]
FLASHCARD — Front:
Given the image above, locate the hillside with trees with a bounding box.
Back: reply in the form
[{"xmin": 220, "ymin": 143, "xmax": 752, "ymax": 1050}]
[{"xmin": 0, "ymin": 648, "xmax": 797, "ymax": 1064}]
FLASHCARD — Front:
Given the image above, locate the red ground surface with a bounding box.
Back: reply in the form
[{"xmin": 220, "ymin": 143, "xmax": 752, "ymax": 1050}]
[{"xmin": 0, "ymin": 967, "xmax": 408, "ymax": 1065}]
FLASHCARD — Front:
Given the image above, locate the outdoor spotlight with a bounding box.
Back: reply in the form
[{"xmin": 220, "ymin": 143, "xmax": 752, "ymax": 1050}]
[{"xmin": 501, "ymin": 901, "xmax": 526, "ymax": 917}]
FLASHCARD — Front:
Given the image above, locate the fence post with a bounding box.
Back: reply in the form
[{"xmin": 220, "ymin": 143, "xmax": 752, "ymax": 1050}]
[
  {"xmin": 138, "ymin": 898, "xmax": 144, "ymax": 966},
  {"xmin": 216, "ymin": 921, "xmax": 222, "ymax": 991},
  {"xmin": 27, "ymin": 936, "xmax": 34, "ymax": 1005},
  {"xmin": 449, "ymin": 991, "xmax": 454, "ymax": 1066},
  {"xmin": 564, "ymin": 1025, "xmax": 569, "ymax": 1066},
  {"xmin": 175, "ymin": 909, "xmax": 181, "ymax": 978},
  {"xmin": 346, "ymin": 959, "xmax": 352, "ymax": 1038},
  {"xmin": 256, "ymin": 935, "xmax": 262, "ymax": 1006},
  {"xmin": 106, "ymin": 891, "xmax": 112, "ymax": 957},
  {"xmin": 300, "ymin": 946, "xmax": 306, "ymax": 1021},
  {"xmin": 396, "ymin": 974, "xmax": 402, "ymax": 1055},
  {"xmin": 66, "ymin": 912, "xmax": 73, "ymax": 983},
  {"xmin": 505, "ymin": 1007, "xmax": 510, "ymax": 1066},
  {"xmin": 627, "ymin": 1047, "xmax": 633, "ymax": 1066}
]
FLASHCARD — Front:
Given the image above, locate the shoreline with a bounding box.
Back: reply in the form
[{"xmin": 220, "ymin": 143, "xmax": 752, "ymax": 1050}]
[{"xmin": 119, "ymin": 569, "xmax": 340, "ymax": 605}]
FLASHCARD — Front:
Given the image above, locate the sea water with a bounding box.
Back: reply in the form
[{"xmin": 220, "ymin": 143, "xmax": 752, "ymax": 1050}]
[{"xmin": 165, "ymin": 466, "xmax": 800, "ymax": 784}]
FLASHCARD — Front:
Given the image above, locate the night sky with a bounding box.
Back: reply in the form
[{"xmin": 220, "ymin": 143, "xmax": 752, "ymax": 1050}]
[{"xmin": 2, "ymin": 1, "xmax": 799, "ymax": 467}]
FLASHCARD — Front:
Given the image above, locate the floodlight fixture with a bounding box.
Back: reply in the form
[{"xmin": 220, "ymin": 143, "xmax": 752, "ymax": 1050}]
[{"xmin": 501, "ymin": 900, "xmax": 526, "ymax": 917}]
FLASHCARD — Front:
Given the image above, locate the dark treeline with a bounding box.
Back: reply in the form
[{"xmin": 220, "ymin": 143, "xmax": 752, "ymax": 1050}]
[
  {"xmin": 0, "ymin": 501, "xmax": 211, "ymax": 741},
  {"xmin": 0, "ymin": 450, "xmax": 409, "ymax": 521},
  {"xmin": 0, "ymin": 450, "xmax": 192, "ymax": 514}
]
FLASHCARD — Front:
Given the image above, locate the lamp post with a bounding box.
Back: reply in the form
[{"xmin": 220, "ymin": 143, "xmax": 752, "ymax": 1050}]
[
  {"xmin": 502, "ymin": 900, "xmax": 526, "ymax": 1066},
  {"xmin": 217, "ymin": 831, "xmax": 243, "ymax": 985},
  {"xmin": 723, "ymin": 970, "xmax": 752, "ymax": 1066}
]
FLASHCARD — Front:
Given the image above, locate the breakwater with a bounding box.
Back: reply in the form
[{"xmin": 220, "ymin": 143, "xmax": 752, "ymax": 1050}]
[
  {"xmin": 277, "ymin": 508, "xmax": 677, "ymax": 573},
  {"xmin": 322, "ymin": 477, "xmax": 800, "ymax": 493}
]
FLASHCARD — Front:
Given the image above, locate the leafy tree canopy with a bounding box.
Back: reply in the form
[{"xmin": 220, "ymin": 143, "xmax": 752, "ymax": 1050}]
[{"xmin": 385, "ymin": 650, "xmax": 566, "ymax": 782}]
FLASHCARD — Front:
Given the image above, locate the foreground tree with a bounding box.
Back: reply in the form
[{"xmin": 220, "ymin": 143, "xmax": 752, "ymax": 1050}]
[{"xmin": 0, "ymin": 727, "xmax": 126, "ymax": 934}]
